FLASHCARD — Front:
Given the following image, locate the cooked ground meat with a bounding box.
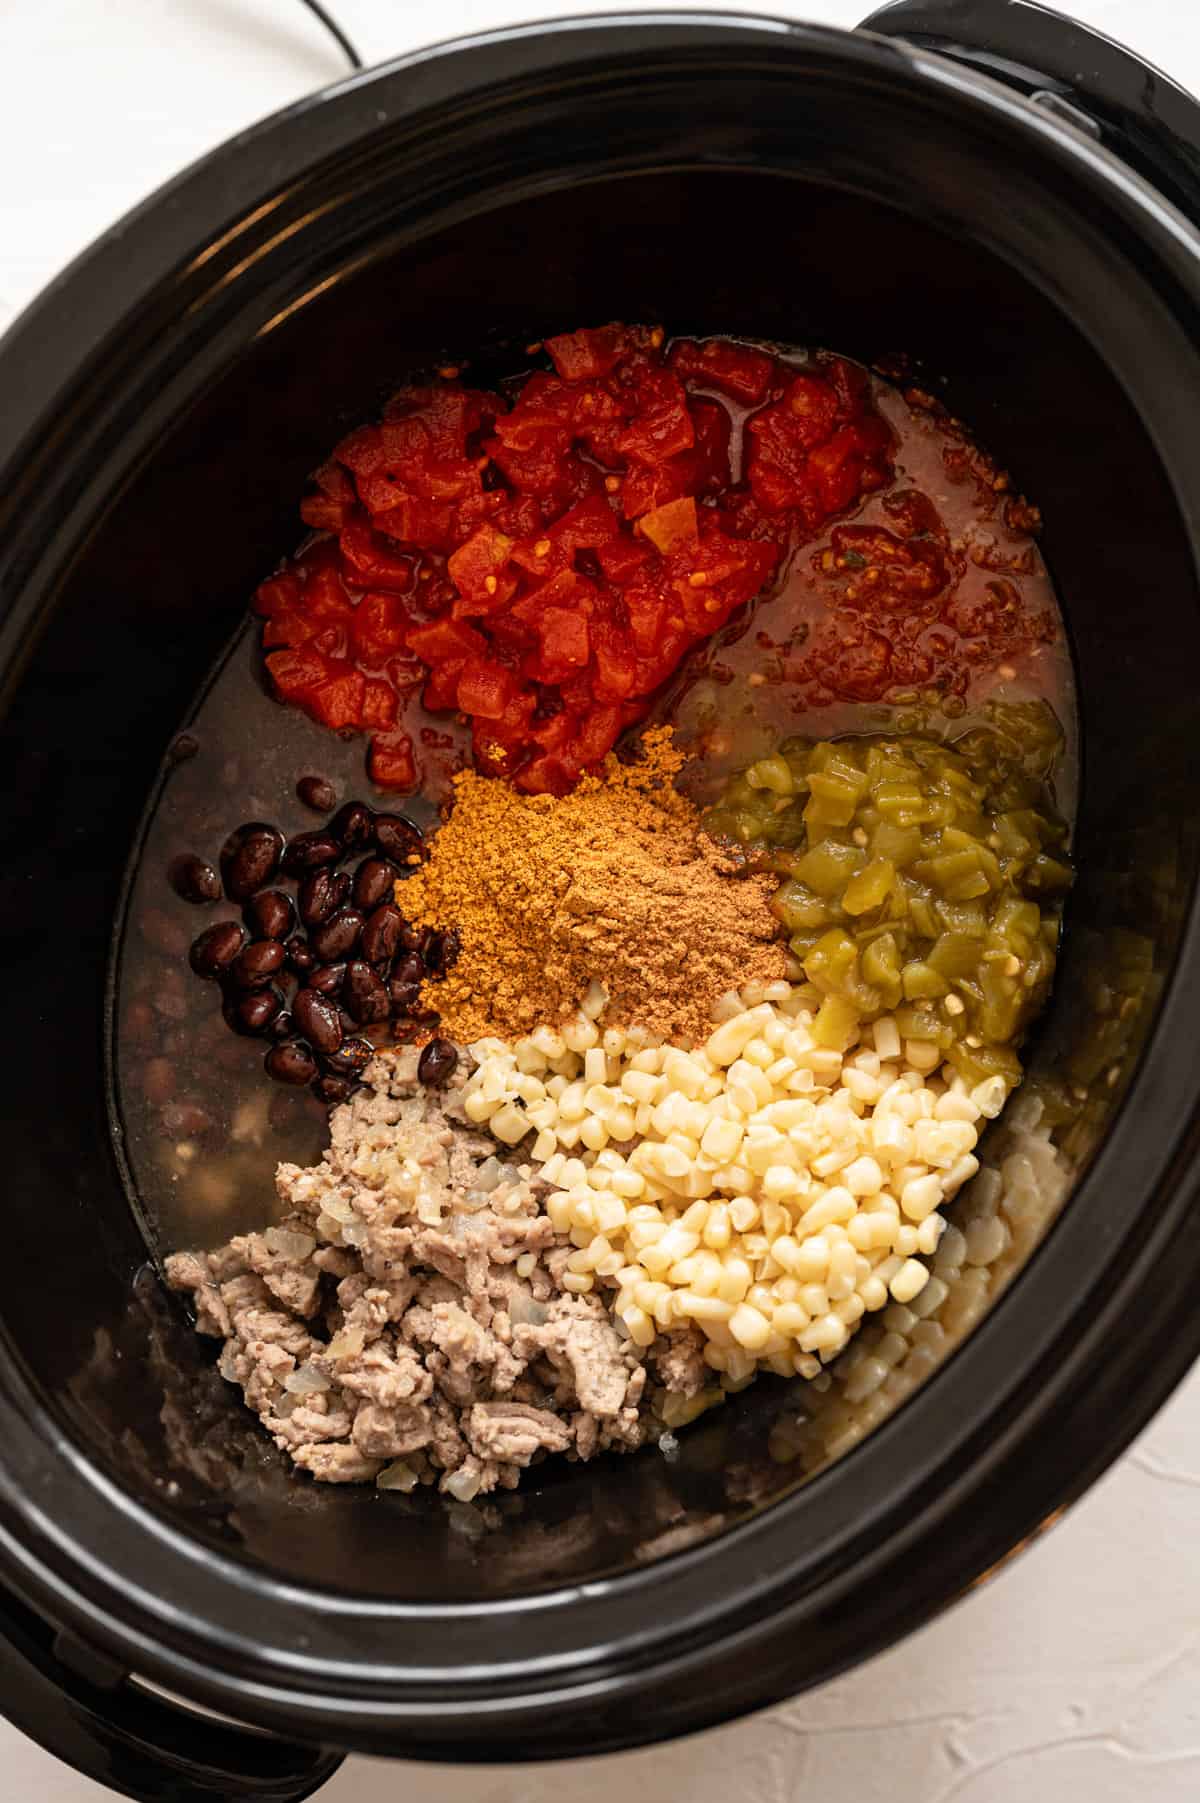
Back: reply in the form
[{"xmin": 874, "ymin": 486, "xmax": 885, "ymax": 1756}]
[{"xmin": 167, "ymin": 1052, "xmax": 696, "ymax": 1496}]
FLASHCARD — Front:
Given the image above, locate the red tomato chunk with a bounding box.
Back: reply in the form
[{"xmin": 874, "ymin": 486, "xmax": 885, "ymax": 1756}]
[{"xmin": 253, "ymin": 326, "xmax": 894, "ymax": 791}]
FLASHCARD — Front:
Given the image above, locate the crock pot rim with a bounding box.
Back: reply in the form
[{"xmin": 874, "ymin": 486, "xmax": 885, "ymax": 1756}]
[{"xmin": 2, "ymin": 9, "xmax": 1200, "ymax": 1758}]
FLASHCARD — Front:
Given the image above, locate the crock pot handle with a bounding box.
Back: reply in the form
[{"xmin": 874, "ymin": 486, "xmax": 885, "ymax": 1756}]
[
  {"xmin": 860, "ymin": 0, "xmax": 1200, "ymax": 229},
  {"xmin": 0, "ymin": 1580, "xmax": 343, "ymax": 1799}
]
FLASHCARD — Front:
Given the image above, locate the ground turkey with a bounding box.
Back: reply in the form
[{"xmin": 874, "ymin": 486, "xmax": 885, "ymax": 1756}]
[{"xmin": 167, "ymin": 1053, "xmax": 705, "ymax": 1497}]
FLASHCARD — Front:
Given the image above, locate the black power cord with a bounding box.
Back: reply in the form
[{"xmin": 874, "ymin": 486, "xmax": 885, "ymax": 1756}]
[{"xmin": 294, "ymin": 0, "xmax": 363, "ymax": 70}]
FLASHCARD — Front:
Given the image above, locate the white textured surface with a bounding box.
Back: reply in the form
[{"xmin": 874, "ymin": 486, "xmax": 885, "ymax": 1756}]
[{"xmin": 2, "ymin": 1, "xmax": 1199, "ymax": 1796}]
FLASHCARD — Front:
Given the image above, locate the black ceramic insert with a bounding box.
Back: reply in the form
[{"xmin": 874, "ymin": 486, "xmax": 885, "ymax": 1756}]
[{"xmin": 2, "ymin": 6, "xmax": 1200, "ymax": 1795}]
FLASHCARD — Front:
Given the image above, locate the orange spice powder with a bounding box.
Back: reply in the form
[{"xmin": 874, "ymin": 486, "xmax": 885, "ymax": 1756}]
[{"xmin": 400, "ymin": 730, "xmax": 788, "ymax": 1044}]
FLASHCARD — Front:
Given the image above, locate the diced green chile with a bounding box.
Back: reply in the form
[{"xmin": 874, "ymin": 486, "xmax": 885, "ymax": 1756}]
[{"xmin": 702, "ymin": 702, "xmax": 1072, "ymax": 1077}]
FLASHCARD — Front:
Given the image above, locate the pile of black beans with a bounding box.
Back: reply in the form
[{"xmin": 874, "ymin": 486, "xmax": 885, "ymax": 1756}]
[{"xmin": 173, "ymin": 784, "xmax": 460, "ymax": 1102}]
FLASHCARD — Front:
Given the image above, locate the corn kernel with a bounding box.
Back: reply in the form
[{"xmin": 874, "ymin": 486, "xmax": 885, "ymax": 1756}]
[
  {"xmin": 729, "ymin": 1303, "xmax": 771, "ymax": 1351},
  {"xmin": 890, "ymin": 1258, "xmax": 930, "ymax": 1304}
]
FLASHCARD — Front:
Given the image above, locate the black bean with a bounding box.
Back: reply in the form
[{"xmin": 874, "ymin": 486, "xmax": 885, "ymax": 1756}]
[
  {"xmin": 285, "ymin": 937, "xmax": 316, "ymax": 976},
  {"xmin": 292, "ymin": 988, "xmax": 343, "ymax": 1055},
  {"xmin": 393, "ymin": 951, "xmax": 426, "ymax": 986},
  {"xmin": 244, "ymin": 889, "xmax": 295, "ymax": 941},
  {"xmin": 310, "ymin": 908, "xmax": 365, "ymax": 963},
  {"xmin": 323, "ymin": 1036, "xmax": 373, "ymax": 1076},
  {"xmin": 373, "ymin": 814, "xmax": 425, "ymax": 865},
  {"xmin": 329, "ymin": 801, "xmax": 374, "ymax": 851},
  {"xmin": 189, "ymin": 920, "xmax": 246, "ymax": 979},
  {"xmin": 389, "ymin": 978, "xmax": 421, "ymax": 1014},
  {"xmin": 297, "ymin": 774, "xmax": 337, "ymax": 813},
  {"xmin": 360, "ymin": 902, "xmax": 405, "ymax": 967},
  {"xmin": 424, "ymin": 928, "xmax": 462, "ymax": 975},
  {"xmin": 231, "ymin": 939, "xmax": 286, "ymax": 989},
  {"xmin": 298, "ymin": 868, "xmax": 349, "ymax": 929},
  {"xmin": 265, "ymin": 1039, "xmax": 318, "ymax": 1086},
  {"xmin": 308, "ymin": 961, "xmax": 347, "ymax": 996},
  {"xmin": 315, "ymin": 1073, "xmax": 355, "ymax": 1105},
  {"xmin": 223, "ymin": 985, "xmax": 283, "ymax": 1037},
  {"xmin": 344, "ymin": 958, "xmax": 391, "ymax": 1024},
  {"xmin": 418, "ymin": 1037, "xmax": 458, "ymax": 1088},
  {"xmin": 168, "ymin": 854, "xmax": 221, "ymax": 905},
  {"xmin": 220, "ymin": 822, "xmax": 284, "ymax": 901},
  {"xmin": 352, "ymin": 857, "xmax": 399, "ymax": 912},
  {"xmin": 281, "ymin": 830, "xmax": 341, "ymax": 877},
  {"xmin": 269, "ymin": 1010, "xmax": 294, "ymax": 1040}
]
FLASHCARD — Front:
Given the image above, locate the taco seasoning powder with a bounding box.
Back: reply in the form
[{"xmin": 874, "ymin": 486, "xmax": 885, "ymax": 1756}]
[{"xmin": 400, "ymin": 729, "xmax": 788, "ymax": 1045}]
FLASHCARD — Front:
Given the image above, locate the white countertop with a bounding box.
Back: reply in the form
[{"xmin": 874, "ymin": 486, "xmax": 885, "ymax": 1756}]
[{"xmin": 2, "ymin": 1, "xmax": 1198, "ymax": 1797}]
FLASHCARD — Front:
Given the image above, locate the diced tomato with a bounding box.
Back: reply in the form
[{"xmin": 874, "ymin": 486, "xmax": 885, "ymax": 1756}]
[
  {"xmin": 352, "ymin": 591, "xmax": 410, "ymax": 668},
  {"xmin": 781, "ymin": 375, "xmax": 841, "ymax": 449},
  {"xmin": 511, "ymin": 568, "xmax": 595, "ymax": 623},
  {"xmin": 617, "ymin": 369, "xmax": 694, "ymax": 464},
  {"xmin": 596, "ymin": 533, "xmax": 652, "ymax": 584},
  {"xmin": 261, "ymin": 609, "xmax": 318, "ymax": 650},
  {"xmin": 514, "ymin": 756, "xmax": 576, "ymax": 796},
  {"xmin": 490, "ymin": 373, "xmax": 575, "ymax": 450},
  {"xmin": 385, "ymin": 651, "xmax": 428, "ymax": 693},
  {"xmin": 746, "ymin": 383, "xmax": 836, "ymax": 514},
  {"xmin": 673, "ymin": 523, "xmax": 780, "ymax": 629},
  {"xmin": 368, "ymin": 494, "xmax": 459, "ymax": 550},
  {"xmin": 299, "ymin": 461, "xmax": 359, "ymax": 532},
  {"xmin": 309, "ymin": 623, "xmax": 350, "ymax": 662},
  {"xmin": 640, "ymin": 496, "xmax": 699, "ymax": 554},
  {"xmin": 368, "ymin": 730, "xmax": 418, "ymax": 791},
  {"xmin": 301, "ymin": 492, "xmax": 353, "ymax": 532},
  {"xmin": 380, "ymin": 385, "xmax": 495, "ymax": 459},
  {"xmin": 422, "ymin": 660, "xmax": 467, "ymax": 711},
  {"xmin": 265, "ymin": 646, "xmax": 331, "ymax": 704},
  {"xmin": 545, "ymin": 325, "xmax": 628, "ymax": 382},
  {"xmin": 405, "ymin": 617, "xmax": 489, "ymax": 664},
  {"xmin": 669, "ymin": 338, "xmax": 777, "ymax": 405},
  {"xmin": 456, "ymin": 659, "xmax": 519, "ymax": 720},
  {"xmin": 448, "ymin": 524, "xmax": 516, "ymax": 613},
  {"xmin": 491, "ymin": 492, "xmax": 546, "ymax": 539},
  {"xmin": 358, "ymin": 677, "xmax": 398, "ymax": 730},
  {"xmin": 591, "ymin": 618, "xmax": 640, "ymax": 699},
  {"xmin": 512, "ymin": 494, "xmax": 619, "ymax": 576},
  {"xmin": 533, "ymin": 608, "xmax": 590, "ymax": 681},
  {"xmin": 820, "ymin": 353, "xmax": 870, "ymax": 423},
  {"xmin": 690, "ymin": 397, "xmax": 732, "ymax": 490},
  {"xmin": 333, "ymin": 423, "xmax": 387, "ymax": 477},
  {"xmin": 620, "ymin": 460, "xmax": 692, "ymax": 519},
  {"xmin": 253, "ymin": 571, "xmax": 304, "ymax": 617},
  {"xmin": 298, "ymin": 552, "xmax": 357, "ymax": 619},
  {"xmin": 572, "ymin": 702, "xmax": 627, "ymax": 765},
  {"xmin": 339, "ymin": 520, "xmax": 414, "ymax": 592},
  {"xmin": 307, "ymin": 668, "xmax": 366, "ymax": 732},
  {"xmin": 809, "ymin": 423, "xmax": 884, "ymax": 515},
  {"xmin": 633, "ymin": 640, "xmax": 689, "ymax": 695}
]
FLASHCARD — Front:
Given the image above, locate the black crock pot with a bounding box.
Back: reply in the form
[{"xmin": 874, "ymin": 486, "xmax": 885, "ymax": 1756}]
[{"xmin": 4, "ymin": 4, "xmax": 1200, "ymax": 1797}]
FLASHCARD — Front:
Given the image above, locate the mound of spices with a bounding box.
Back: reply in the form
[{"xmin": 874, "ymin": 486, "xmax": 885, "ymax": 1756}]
[{"xmin": 401, "ymin": 729, "xmax": 788, "ymax": 1044}]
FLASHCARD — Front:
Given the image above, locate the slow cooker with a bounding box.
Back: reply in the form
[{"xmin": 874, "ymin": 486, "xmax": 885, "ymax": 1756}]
[{"xmin": 3, "ymin": 3, "xmax": 1200, "ymax": 1796}]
